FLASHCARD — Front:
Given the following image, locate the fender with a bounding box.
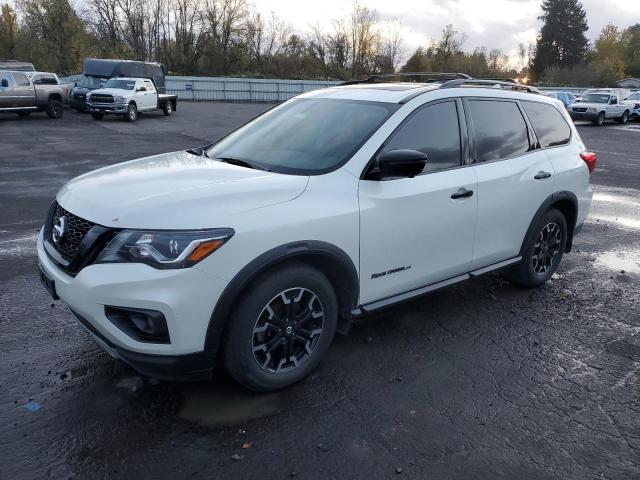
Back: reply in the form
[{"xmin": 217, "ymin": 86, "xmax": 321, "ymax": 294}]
[
  {"xmin": 203, "ymin": 240, "xmax": 359, "ymax": 358},
  {"xmin": 519, "ymin": 191, "xmax": 579, "ymax": 256}
]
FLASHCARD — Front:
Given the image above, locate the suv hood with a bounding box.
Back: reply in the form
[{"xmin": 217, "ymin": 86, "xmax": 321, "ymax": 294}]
[{"xmin": 56, "ymin": 151, "xmax": 309, "ymax": 229}]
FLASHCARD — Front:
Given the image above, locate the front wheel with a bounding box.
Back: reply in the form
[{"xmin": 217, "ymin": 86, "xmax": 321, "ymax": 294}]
[
  {"xmin": 223, "ymin": 262, "xmax": 338, "ymax": 392},
  {"xmin": 506, "ymin": 208, "xmax": 567, "ymax": 288},
  {"xmin": 593, "ymin": 111, "xmax": 605, "ymax": 126},
  {"xmin": 46, "ymin": 100, "xmax": 64, "ymax": 119},
  {"xmin": 125, "ymin": 103, "xmax": 138, "ymax": 122}
]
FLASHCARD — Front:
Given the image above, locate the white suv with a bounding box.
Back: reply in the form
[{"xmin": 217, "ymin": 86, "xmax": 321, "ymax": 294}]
[{"xmin": 37, "ymin": 76, "xmax": 595, "ymax": 391}]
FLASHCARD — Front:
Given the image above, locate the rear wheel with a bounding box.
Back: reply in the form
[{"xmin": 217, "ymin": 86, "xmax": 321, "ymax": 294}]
[
  {"xmin": 162, "ymin": 101, "xmax": 173, "ymax": 116},
  {"xmin": 506, "ymin": 208, "xmax": 567, "ymax": 288},
  {"xmin": 46, "ymin": 100, "xmax": 64, "ymax": 119},
  {"xmin": 617, "ymin": 110, "xmax": 629, "ymax": 124},
  {"xmin": 223, "ymin": 262, "xmax": 338, "ymax": 392},
  {"xmin": 593, "ymin": 111, "xmax": 605, "ymax": 126},
  {"xmin": 91, "ymin": 112, "xmax": 103, "ymax": 120},
  {"xmin": 125, "ymin": 103, "xmax": 138, "ymax": 122}
]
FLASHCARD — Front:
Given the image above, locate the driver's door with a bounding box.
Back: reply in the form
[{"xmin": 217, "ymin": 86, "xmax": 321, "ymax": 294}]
[{"xmin": 358, "ymin": 99, "xmax": 478, "ymax": 304}]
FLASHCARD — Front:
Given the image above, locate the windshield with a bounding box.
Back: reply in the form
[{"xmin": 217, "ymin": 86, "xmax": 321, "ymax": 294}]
[
  {"xmin": 581, "ymin": 94, "xmax": 610, "ymax": 104},
  {"xmin": 77, "ymin": 75, "xmax": 105, "ymax": 88},
  {"xmin": 104, "ymin": 79, "xmax": 136, "ymax": 90},
  {"xmin": 205, "ymin": 98, "xmax": 397, "ymax": 174}
]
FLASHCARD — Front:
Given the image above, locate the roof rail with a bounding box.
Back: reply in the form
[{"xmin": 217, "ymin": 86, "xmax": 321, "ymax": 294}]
[
  {"xmin": 439, "ymin": 78, "xmax": 539, "ymax": 94},
  {"xmin": 341, "ymin": 72, "xmax": 471, "ymax": 86}
]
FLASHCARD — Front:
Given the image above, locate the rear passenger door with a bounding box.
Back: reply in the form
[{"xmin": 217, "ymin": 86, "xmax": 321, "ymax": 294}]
[
  {"xmin": 466, "ymin": 98, "xmax": 555, "ymax": 270},
  {"xmin": 11, "ymin": 72, "xmax": 35, "ymax": 107},
  {"xmin": 0, "ymin": 71, "xmax": 17, "ymax": 107},
  {"xmin": 141, "ymin": 79, "xmax": 157, "ymax": 110}
]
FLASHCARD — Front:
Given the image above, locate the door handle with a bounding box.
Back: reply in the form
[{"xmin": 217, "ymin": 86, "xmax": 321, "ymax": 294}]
[
  {"xmin": 534, "ymin": 171, "xmax": 552, "ymax": 180},
  {"xmin": 451, "ymin": 188, "xmax": 474, "ymax": 199}
]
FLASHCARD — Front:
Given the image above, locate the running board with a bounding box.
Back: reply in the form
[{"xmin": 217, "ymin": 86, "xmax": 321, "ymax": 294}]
[
  {"xmin": 0, "ymin": 106, "xmax": 38, "ymax": 111},
  {"xmin": 352, "ymin": 256, "xmax": 521, "ymax": 316}
]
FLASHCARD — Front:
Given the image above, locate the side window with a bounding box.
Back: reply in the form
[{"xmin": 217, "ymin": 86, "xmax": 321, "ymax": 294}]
[
  {"xmin": 12, "ymin": 73, "xmax": 30, "ymax": 87},
  {"xmin": 0, "ymin": 72, "xmax": 13, "ymax": 87},
  {"xmin": 381, "ymin": 100, "xmax": 462, "ymax": 174},
  {"xmin": 522, "ymin": 101, "xmax": 571, "ymax": 148},
  {"xmin": 610, "ymin": 96, "xmax": 618, "ymax": 105},
  {"xmin": 467, "ymin": 100, "xmax": 530, "ymax": 162},
  {"xmin": 144, "ymin": 80, "xmax": 155, "ymax": 91}
]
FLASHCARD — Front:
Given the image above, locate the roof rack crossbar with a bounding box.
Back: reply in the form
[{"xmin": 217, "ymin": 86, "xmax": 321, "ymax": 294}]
[
  {"xmin": 340, "ymin": 72, "xmax": 471, "ymax": 86},
  {"xmin": 439, "ymin": 78, "xmax": 539, "ymax": 94}
]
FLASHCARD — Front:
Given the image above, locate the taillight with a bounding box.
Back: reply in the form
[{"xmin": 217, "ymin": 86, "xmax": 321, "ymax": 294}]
[{"xmin": 580, "ymin": 151, "xmax": 597, "ymax": 174}]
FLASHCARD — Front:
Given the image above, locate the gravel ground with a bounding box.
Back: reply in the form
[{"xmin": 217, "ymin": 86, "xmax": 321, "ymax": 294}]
[{"xmin": 1, "ymin": 105, "xmax": 639, "ymax": 480}]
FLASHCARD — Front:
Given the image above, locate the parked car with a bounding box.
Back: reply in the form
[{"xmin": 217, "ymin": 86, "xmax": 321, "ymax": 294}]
[
  {"xmin": 575, "ymin": 87, "xmax": 631, "ymax": 103},
  {"xmin": 624, "ymin": 91, "xmax": 640, "ymax": 120},
  {"xmin": 568, "ymin": 92, "xmax": 632, "ymax": 125},
  {"xmin": 70, "ymin": 58, "xmax": 168, "ymax": 112},
  {"xmin": 38, "ymin": 76, "xmax": 594, "ymax": 391},
  {"xmin": 87, "ymin": 77, "xmax": 177, "ymax": 121},
  {"xmin": 0, "ymin": 60, "xmax": 35, "ymax": 72},
  {"xmin": 542, "ymin": 90, "xmax": 575, "ymax": 108},
  {"xmin": 0, "ymin": 70, "xmax": 65, "ymax": 118}
]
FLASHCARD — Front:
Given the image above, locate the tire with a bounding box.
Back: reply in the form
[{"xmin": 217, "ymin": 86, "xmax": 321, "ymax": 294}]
[
  {"xmin": 46, "ymin": 99, "xmax": 64, "ymax": 119},
  {"xmin": 617, "ymin": 110, "xmax": 629, "ymax": 124},
  {"xmin": 223, "ymin": 262, "xmax": 338, "ymax": 392},
  {"xmin": 125, "ymin": 103, "xmax": 137, "ymax": 122},
  {"xmin": 91, "ymin": 112, "xmax": 103, "ymax": 120},
  {"xmin": 506, "ymin": 208, "xmax": 568, "ymax": 288},
  {"xmin": 593, "ymin": 111, "xmax": 605, "ymax": 126},
  {"xmin": 17, "ymin": 111, "xmax": 30, "ymax": 117},
  {"xmin": 162, "ymin": 101, "xmax": 173, "ymax": 116}
]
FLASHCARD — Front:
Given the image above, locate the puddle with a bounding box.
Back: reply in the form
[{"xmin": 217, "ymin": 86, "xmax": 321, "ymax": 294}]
[
  {"xmin": 179, "ymin": 378, "xmax": 282, "ymax": 427},
  {"xmin": 595, "ymin": 248, "xmax": 640, "ymax": 274}
]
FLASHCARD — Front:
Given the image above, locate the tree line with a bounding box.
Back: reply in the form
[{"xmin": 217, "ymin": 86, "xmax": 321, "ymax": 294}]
[{"xmin": 0, "ymin": 0, "xmax": 638, "ymax": 86}]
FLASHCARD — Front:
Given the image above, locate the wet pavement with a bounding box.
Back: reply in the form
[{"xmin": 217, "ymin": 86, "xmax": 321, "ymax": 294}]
[{"xmin": 1, "ymin": 107, "xmax": 639, "ymax": 479}]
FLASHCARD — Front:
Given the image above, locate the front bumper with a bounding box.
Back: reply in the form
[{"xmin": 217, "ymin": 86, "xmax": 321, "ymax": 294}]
[
  {"xmin": 37, "ymin": 229, "xmax": 228, "ymax": 380},
  {"xmin": 70, "ymin": 97, "xmax": 88, "ymax": 110},
  {"xmin": 569, "ymin": 111, "xmax": 599, "ymax": 121},
  {"xmin": 88, "ymin": 103, "xmax": 127, "ymax": 114}
]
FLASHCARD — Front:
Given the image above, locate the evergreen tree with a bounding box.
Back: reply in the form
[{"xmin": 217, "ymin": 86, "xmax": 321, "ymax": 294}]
[{"xmin": 531, "ymin": 0, "xmax": 589, "ymax": 79}]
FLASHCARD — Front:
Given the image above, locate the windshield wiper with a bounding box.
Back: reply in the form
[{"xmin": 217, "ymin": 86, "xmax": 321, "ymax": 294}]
[{"xmin": 213, "ymin": 156, "xmax": 269, "ymax": 171}]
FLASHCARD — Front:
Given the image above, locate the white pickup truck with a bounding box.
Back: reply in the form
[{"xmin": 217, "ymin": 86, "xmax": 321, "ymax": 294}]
[
  {"xmin": 86, "ymin": 77, "xmax": 177, "ymax": 122},
  {"xmin": 568, "ymin": 91, "xmax": 632, "ymax": 126}
]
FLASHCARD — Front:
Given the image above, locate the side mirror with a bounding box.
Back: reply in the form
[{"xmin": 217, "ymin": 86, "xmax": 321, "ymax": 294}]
[
  {"xmin": 1, "ymin": 79, "xmax": 8, "ymax": 88},
  {"xmin": 374, "ymin": 149, "xmax": 428, "ymax": 179}
]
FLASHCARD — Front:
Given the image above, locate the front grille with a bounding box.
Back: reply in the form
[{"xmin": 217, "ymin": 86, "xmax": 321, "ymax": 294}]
[
  {"xmin": 90, "ymin": 94, "xmax": 114, "ymax": 104},
  {"xmin": 573, "ymin": 107, "xmax": 587, "ymax": 112},
  {"xmin": 51, "ymin": 203, "xmax": 95, "ymax": 260}
]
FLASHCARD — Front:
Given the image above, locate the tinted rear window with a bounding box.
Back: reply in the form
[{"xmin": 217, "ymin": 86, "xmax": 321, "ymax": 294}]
[
  {"xmin": 468, "ymin": 100, "xmax": 530, "ymax": 162},
  {"xmin": 522, "ymin": 101, "xmax": 571, "ymax": 148}
]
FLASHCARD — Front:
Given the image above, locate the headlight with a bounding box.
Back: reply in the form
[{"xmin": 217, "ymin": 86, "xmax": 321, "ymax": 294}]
[
  {"xmin": 96, "ymin": 229, "xmax": 234, "ymax": 269},
  {"xmin": 114, "ymin": 96, "xmax": 126, "ymax": 103}
]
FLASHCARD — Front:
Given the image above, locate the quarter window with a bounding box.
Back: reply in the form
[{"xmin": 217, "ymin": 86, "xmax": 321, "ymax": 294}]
[
  {"xmin": 381, "ymin": 101, "xmax": 462, "ymax": 174},
  {"xmin": 522, "ymin": 101, "xmax": 571, "ymax": 148},
  {"xmin": 468, "ymin": 100, "xmax": 530, "ymax": 162}
]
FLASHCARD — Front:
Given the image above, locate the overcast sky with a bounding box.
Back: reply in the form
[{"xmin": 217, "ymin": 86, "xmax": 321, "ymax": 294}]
[{"xmin": 253, "ymin": 0, "xmax": 638, "ymax": 65}]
